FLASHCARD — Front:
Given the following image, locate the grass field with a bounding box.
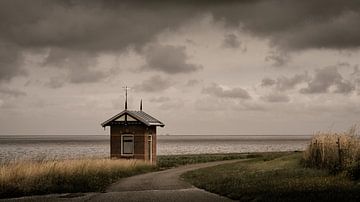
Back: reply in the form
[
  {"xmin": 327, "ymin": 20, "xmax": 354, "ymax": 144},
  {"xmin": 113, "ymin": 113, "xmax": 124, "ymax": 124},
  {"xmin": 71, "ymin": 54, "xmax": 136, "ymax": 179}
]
[
  {"xmin": 157, "ymin": 152, "xmax": 259, "ymax": 169},
  {"xmin": 0, "ymin": 158, "xmax": 155, "ymax": 198},
  {"xmin": 0, "ymin": 152, "xmax": 255, "ymax": 199},
  {"xmin": 183, "ymin": 152, "xmax": 360, "ymax": 202}
]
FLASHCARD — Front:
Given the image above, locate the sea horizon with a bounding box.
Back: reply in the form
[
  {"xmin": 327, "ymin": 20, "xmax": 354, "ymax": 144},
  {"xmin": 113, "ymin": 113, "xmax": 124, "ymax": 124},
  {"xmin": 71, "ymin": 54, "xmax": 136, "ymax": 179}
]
[{"xmin": 0, "ymin": 134, "xmax": 311, "ymax": 163}]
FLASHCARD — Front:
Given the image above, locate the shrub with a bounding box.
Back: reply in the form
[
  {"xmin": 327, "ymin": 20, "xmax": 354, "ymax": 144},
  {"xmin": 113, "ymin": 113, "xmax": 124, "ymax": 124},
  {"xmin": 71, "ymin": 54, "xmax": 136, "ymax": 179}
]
[
  {"xmin": 347, "ymin": 162, "xmax": 360, "ymax": 180},
  {"xmin": 302, "ymin": 125, "xmax": 360, "ymax": 175}
]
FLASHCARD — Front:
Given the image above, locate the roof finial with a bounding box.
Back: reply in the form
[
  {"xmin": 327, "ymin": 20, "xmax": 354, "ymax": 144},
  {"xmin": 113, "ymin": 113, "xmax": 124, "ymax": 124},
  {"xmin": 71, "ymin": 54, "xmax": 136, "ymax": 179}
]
[
  {"xmin": 123, "ymin": 86, "xmax": 129, "ymax": 110},
  {"xmin": 140, "ymin": 99, "xmax": 143, "ymax": 111}
]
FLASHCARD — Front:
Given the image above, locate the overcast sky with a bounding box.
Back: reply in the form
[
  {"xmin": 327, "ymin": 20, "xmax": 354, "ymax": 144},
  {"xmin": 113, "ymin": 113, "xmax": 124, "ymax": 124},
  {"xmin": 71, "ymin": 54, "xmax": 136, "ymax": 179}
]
[{"xmin": 0, "ymin": 0, "xmax": 359, "ymax": 136}]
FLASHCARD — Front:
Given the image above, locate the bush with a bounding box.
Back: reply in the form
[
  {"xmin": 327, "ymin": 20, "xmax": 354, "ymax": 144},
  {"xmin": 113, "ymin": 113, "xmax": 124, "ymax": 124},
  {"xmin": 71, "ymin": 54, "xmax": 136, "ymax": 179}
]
[
  {"xmin": 302, "ymin": 125, "xmax": 360, "ymax": 175},
  {"xmin": 347, "ymin": 162, "xmax": 360, "ymax": 180}
]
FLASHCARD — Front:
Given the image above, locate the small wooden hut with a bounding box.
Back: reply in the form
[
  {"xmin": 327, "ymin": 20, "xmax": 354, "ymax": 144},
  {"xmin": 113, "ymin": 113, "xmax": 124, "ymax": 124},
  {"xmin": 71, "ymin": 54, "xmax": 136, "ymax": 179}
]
[{"xmin": 101, "ymin": 97, "xmax": 164, "ymax": 164}]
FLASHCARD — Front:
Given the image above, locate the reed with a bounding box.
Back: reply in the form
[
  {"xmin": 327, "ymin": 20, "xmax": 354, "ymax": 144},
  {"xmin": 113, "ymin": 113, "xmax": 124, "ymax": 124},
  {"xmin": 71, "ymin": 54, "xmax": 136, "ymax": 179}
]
[
  {"xmin": 0, "ymin": 158, "xmax": 154, "ymax": 198},
  {"xmin": 303, "ymin": 126, "xmax": 360, "ymax": 176}
]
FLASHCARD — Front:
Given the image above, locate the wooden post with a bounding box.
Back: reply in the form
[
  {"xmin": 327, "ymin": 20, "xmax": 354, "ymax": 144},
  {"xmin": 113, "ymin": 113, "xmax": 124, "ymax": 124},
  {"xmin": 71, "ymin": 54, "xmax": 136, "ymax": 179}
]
[
  {"xmin": 336, "ymin": 137, "xmax": 342, "ymax": 169},
  {"xmin": 314, "ymin": 140, "xmax": 319, "ymax": 167}
]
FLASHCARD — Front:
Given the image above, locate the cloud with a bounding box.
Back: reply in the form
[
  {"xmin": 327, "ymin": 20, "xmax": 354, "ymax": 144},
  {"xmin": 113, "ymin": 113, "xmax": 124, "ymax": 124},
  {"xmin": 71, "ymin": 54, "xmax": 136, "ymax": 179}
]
[
  {"xmin": 186, "ymin": 79, "xmax": 201, "ymax": 87},
  {"xmin": 260, "ymin": 92, "xmax": 290, "ymax": 103},
  {"xmin": 333, "ymin": 80, "xmax": 355, "ymax": 94},
  {"xmin": 43, "ymin": 48, "xmax": 109, "ymax": 84},
  {"xmin": 2, "ymin": 0, "xmax": 360, "ymax": 83},
  {"xmin": 300, "ymin": 66, "xmax": 355, "ymax": 94},
  {"xmin": 261, "ymin": 67, "xmax": 356, "ymax": 94},
  {"xmin": 202, "ymin": 83, "xmax": 251, "ymax": 99},
  {"xmin": 0, "ymin": 1, "xmax": 197, "ymax": 52},
  {"xmin": 265, "ymin": 50, "xmax": 290, "ymax": 67},
  {"xmin": 210, "ymin": 0, "xmax": 360, "ymax": 50},
  {"xmin": 0, "ymin": 0, "xmax": 201, "ymax": 82},
  {"xmin": 0, "ymin": 87, "xmax": 26, "ymax": 97},
  {"xmin": 194, "ymin": 97, "xmax": 228, "ymax": 111},
  {"xmin": 45, "ymin": 77, "xmax": 65, "ymax": 89},
  {"xmin": 133, "ymin": 75, "xmax": 173, "ymax": 92},
  {"xmin": 261, "ymin": 78, "xmax": 276, "ymax": 87},
  {"xmin": 0, "ymin": 42, "xmax": 26, "ymax": 82},
  {"xmin": 275, "ymin": 10, "xmax": 360, "ymax": 50},
  {"xmin": 142, "ymin": 44, "xmax": 202, "ymax": 74},
  {"xmin": 3, "ymin": 1, "xmax": 359, "ymax": 55},
  {"xmin": 275, "ymin": 73, "xmax": 310, "ymax": 91},
  {"xmin": 222, "ymin": 34, "xmax": 247, "ymax": 52},
  {"xmin": 351, "ymin": 65, "xmax": 360, "ymax": 77},
  {"xmin": 222, "ymin": 34, "xmax": 240, "ymax": 49},
  {"xmin": 352, "ymin": 66, "xmax": 360, "ymax": 90},
  {"xmin": 195, "ymin": 96, "xmax": 265, "ymax": 111},
  {"xmin": 261, "ymin": 72, "xmax": 310, "ymax": 91}
]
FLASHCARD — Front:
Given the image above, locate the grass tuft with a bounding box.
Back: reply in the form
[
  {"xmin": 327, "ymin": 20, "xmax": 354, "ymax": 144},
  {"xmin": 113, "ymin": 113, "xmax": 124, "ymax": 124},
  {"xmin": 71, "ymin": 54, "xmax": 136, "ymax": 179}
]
[{"xmin": 302, "ymin": 125, "xmax": 360, "ymax": 176}]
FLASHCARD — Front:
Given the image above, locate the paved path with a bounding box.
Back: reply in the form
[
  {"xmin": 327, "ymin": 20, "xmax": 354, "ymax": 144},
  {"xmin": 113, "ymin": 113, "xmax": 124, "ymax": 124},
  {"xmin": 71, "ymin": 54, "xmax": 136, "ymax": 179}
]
[{"xmin": 2, "ymin": 160, "xmax": 242, "ymax": 202}]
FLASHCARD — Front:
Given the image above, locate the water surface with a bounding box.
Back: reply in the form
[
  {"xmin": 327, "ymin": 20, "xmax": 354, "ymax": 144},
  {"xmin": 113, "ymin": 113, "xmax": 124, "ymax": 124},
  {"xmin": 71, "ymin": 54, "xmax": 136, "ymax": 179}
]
[{"xmin": 0, "ymin": 135, "xmax": 311, "ymax": 163}]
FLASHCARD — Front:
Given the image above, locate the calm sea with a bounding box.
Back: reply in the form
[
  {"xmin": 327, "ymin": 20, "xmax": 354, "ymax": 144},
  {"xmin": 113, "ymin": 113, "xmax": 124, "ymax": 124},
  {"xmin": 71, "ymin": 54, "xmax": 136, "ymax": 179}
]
[{"xmin": 0, "ymin": 135, "xmax": 312, "ymax": 163}]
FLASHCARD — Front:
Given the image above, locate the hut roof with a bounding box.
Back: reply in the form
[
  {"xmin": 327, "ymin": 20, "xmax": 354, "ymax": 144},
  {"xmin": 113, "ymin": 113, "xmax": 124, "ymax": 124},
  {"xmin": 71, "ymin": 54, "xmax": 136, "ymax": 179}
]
[{"xmin": 101, "ymin": 110, "xmax": 165, "ymax": 127}]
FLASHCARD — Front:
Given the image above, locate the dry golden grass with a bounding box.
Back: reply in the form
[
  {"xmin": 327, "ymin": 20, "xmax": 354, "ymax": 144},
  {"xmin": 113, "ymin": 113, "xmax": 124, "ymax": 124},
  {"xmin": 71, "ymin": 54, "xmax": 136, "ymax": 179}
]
[
  {"xmin": 0, "ymin": 158, "xmax": 154, "ymax": 198},
  {"xmin": 303, "ymin": 125, "xmax": 360, "ymax": 174}
]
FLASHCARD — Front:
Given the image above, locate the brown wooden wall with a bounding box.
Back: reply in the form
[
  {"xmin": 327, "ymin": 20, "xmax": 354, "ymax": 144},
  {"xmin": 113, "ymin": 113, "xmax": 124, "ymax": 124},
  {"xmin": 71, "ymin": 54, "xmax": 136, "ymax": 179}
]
[
  {"xmin": 110, "ymin": 124, "xmax": 157, "ymax": 164},
  {"xmin": 148, "ymin": 126, "xmax": 157, "ymax": 163}
]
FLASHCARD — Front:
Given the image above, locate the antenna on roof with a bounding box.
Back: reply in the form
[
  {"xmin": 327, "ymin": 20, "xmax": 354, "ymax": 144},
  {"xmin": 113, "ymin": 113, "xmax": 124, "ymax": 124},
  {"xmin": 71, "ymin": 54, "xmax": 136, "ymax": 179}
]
[
  {"xmin": 123, "ymin": 86, "xmax": 130, "ymax": 110},
  {"xmin": 140, "ymin": 99, "xmax": 143, "ymax": 111}
]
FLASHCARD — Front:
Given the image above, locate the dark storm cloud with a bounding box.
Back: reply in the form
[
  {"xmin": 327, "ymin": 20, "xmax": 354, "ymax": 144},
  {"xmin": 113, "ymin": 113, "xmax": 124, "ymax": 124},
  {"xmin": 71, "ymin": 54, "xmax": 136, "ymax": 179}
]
[
  {"xmin": 300, "ymin": 66, "xmax": 355, "ymax": 94},
  {"xmin": 260, "ymin": 92, "xmax": 290, "ymax": 103},
  {"xmin": 202, "ymin": 83, "xmax": 251, "ymax": 99},
  {"xmin": 211, "ymin": 0, "xmax": 360, "ymax": 50},
  {"xmin": 1, "ymin": 0, "xmax": 360, "ymax": 82},
  {"xmin": 2, "ymin": 0, "xmax": 360, "ymax": 52},
  {"xmin": 222, "ymin": 34, "xmax": 241, "ymax": 49},
  {"xmin": 141, "ymin": 44, "xmax": 202, "ymax": 74},
  {"xmin": 222, "ymin": 34, "xmax": 247, "ymax": 52},
  {"xmin": 0, "ymin": 1, "xmax": 198, "ymax": 51},
  {"xmin": 261, "ymin": 72, "xmax": 310, "ymax": 91},
  {"xmin": 0, "ymin": 43, "xmax": 26, "ymax": 81},
  {"xmin": 133, "ymin": 75, "xmax": 173, "ymax": 92},
  {"xmin": 0, "ymin": 0, "xmax": 201, "ymax": 82}
]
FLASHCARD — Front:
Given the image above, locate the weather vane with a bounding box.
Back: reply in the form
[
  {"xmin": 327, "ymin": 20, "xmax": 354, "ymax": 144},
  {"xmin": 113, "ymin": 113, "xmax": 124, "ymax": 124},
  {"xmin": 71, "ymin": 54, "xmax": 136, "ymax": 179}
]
[{"xmin": 123, "ymin": 86, "xmax": 130, "ymax": 110}]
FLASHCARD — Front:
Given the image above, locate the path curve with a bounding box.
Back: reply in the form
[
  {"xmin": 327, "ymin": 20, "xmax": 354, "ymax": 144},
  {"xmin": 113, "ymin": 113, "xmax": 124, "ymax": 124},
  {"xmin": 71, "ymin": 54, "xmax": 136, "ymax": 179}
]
[{"xmin": 89, "ymin": 159, "xmax": 241, "ymax": 202}]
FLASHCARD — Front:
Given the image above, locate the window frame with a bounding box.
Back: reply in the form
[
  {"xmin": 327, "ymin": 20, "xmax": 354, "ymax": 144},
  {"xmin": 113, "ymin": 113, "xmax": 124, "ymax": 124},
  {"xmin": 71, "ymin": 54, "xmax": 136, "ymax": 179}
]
[{"xmin": 121, "ymin": 134, "xmax": 135, "ymax": 156}]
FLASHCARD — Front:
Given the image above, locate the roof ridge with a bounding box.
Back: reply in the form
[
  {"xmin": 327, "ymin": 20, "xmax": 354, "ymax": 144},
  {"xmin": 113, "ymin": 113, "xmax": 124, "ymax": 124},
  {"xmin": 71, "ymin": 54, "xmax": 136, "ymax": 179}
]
[{"xmin": 101, "ymin": 110, "xmax": 164, "ymax": 127}]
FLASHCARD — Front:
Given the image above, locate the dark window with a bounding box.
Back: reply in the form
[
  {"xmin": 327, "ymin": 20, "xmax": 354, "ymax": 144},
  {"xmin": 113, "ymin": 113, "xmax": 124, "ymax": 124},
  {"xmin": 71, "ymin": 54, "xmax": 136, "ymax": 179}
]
[{"xmin": 122, "ymin": 135, "xmax": 134, "ymax": 155}]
